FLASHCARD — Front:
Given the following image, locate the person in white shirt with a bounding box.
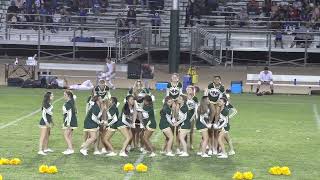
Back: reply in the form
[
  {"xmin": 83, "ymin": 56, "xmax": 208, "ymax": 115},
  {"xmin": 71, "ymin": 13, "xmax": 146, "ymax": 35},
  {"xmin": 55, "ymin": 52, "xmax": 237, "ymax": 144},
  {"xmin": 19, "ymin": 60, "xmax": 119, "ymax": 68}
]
[
  {"xmin": 256, "ymin": 67, "xmax": 274, "ymax": 94},
  {"xmin": 105, "ymin": 57, "xmax": 116, "ymax": 89}
]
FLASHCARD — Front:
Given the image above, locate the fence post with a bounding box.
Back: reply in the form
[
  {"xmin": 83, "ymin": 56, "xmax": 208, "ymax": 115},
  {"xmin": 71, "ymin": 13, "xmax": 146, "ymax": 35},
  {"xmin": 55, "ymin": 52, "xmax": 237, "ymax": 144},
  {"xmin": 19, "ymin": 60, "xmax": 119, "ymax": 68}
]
[
  {"xmin": 189, "ymin": 28, "xmax": 193, "ymax": 66},
  {"xmin": 304, "ymin": 34, "xmax": 308, "ymax": 66},
  {"xmin": 38, "ymin": 26, "xmax": 41, "ymax": 61},
  {"xmin": 73, "ymin": 29, "xmax": 76, "ymax": 61},
  {"xmin": 5, "ymin": 17, "xmax": 8, "ymax": 40},
  {"xmin": 268, "ymin": 30, "xmax": 272, "ymax": 66}
]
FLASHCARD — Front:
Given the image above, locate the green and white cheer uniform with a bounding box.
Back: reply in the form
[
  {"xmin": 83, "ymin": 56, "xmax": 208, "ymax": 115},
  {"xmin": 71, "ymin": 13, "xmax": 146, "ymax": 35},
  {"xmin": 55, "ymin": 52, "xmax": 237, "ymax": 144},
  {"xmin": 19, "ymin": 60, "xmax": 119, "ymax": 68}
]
[{"xmin": 62, "ymin": 100, "xmax": 78, "ymax": 129}]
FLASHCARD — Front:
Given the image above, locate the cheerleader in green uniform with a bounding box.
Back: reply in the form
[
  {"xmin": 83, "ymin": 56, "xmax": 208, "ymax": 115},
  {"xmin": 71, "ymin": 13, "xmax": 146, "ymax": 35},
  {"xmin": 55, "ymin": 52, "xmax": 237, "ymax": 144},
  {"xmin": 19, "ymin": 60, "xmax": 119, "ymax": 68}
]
[
  {"xmin": 80, "ymin": 95, "xmax": 104, "ymax": 156},
  {"xmin": 127, "ymin": 80, "xmax": 151, "ymax": 150},
  {"xmin": 159, "ymin": 96, "xmax": 175, "ymax": 156},
  {"xmin": 166, "ymin": 73, "xmax": 182, "ymax": 117},
  {"xmin": 214, "ymin": 97, "xmax": 230, "ymax": 159},
  {"xmin": 62, "ymin": 90, "xmax": 78, "ymax": 155},
  {"xmin": 141, "ymin": 95, "xmax": 157, "ymax": 157},
  {"xmin": 38, "ymin": 91, "xmax": 54, "ymax": 156},
  {"xmin": 224, "ymin": 94, "xmax": 237, "ymax": 156},
  {"xmin": 166, "ymin": 73, "xmax": 182, "ymax": 153},
  {"xmin": 100, "ymin": 97, "xmax": 119, "ymax": 157},
  {"xmin": 205, "ymin": 76, "xmax": 226, "ymax": 124},
  {"xmin": 94, "ymin": 79, "xmax": 111, "ymax": 100},
  {"xmin": 185, "ymin": 86, "xmax": 198, "ymax": 150},
  {"xmin": 205, "ymin": 75, "xmax": 226, "ymax": 156},
  {"xmin": 174, "ymin": 95, "xmax": 190, "ymax": 157},
  {"xmin": 196, "ymin": 96, "xmax": 212, "ymax": 158},
  {"xmin": 118, "ymin": 95, "xmax": 136, "ymax": 157}
]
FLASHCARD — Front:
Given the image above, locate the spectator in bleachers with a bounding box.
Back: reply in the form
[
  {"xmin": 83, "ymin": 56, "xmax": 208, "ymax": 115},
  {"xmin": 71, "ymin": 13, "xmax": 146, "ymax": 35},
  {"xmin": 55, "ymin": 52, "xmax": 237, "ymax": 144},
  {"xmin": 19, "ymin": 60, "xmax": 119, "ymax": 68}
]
[
  {"xmin": 274, "ymin": 30, "xmax": 284, "ymax": 48},
  {"xmin": 238, "ymin": 8, "xmax": 248, "ymax": 27},
  {"xmin": 185, "ymin": 0, "xmax": 194, "ymax": 27},
  {"xmin": 127, "ymin": 7, "xmax": 137, "ymax": 25},
  {"xmin": 79, "ymin": 8, "xmax": 88, "ymax": 24},
  {"xmin": 116, "ymin": 13, "xmax": 127, "ymax": 36},
  {"xmin": 7, "ymin": 1, "xmax": 19, "ymax": 23},
  {"xmin": 151, "ymin": 10, "xmax": 161, "ymax": 45},
  {"xmin": 247, "ymin": 0, "xmax": 259, "ymax": 15},
  {"xmin": 60, "ymin": 7, "xmax": 71, "ymax": 31}
]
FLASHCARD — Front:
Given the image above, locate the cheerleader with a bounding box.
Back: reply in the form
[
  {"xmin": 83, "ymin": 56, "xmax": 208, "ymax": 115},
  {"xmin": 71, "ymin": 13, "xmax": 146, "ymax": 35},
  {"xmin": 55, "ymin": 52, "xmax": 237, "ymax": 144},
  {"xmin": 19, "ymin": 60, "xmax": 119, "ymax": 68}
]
[
  {"xmin": 185, "ymin": 86, "xmax": 198, "ymax": 150},
  {"xmin": 127, "ymin": 80, "xmax": 150, "ymax": 150},
  {"xmin": 224, "ymin": 94, "xmax": 237, "ymax": 156},
  {"xmin": 214, "ymin": 97, "xmax": 230, "ymax": 159},
  {"xmin": 205, "ymin": 76, "xmax": 226, "ymax": 124},
  {"xmin": 159, "ymin": 96, "xmax": 175, "ymax": 156},
  {"xmin": 196, "ymin": 96, "xmax": 212, "ymax": 158},
  {"xmin": 101, "ymin": 97, "xmax": 119, "ymax": 157},
  {"xmin": 141, "ymin": 95, "xmax": 157, "ymax": 157},
  {"xmin": 62, "ymin": 90, "xmax": 78, "ymax": 155},
  {"xmin": 174, "ymin": 95, "xmax": 190, "ymax": 157},
  {"xmin": 94, "ymin": 79, "xmax": 111, "ymax": 101},
  {"xmin": 38, "ymin": 92, "xmax": 54, "ymax": 156},
  {"xmin": 80, "ymin": 95, "xmax": 104, "ymax": 156},
  {"xmin": 205, "ymin": 76, "xmax": 226, "ymax": 155},
  {"xmin": 166, "ymin": 73, "xmax": 182, "ymax": 153},
  {"xmin": 166, "ymin": 73, "xmax": 182, "ymax": 117},
  {"xmin": 117, "ymin": 95, "xmax": 136, "ymax": 157}
]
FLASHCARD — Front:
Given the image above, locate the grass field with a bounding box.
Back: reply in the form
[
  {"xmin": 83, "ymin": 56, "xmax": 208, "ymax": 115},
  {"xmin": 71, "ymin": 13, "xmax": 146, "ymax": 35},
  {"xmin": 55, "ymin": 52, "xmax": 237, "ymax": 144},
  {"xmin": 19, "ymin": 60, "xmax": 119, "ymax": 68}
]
[{"xmin": 0, "ymin": 87, "xmax": 319, "ymax": 180}]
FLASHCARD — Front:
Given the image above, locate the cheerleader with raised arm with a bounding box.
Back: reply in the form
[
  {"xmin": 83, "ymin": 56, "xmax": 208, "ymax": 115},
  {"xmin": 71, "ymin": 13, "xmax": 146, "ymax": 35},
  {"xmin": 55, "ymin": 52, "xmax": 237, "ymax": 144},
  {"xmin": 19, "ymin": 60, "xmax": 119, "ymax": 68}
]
[
  {"xmin": 185, "ymin": 86, "xmax": 198, "ymax": 150},
  {"xmin": 38, "ymin": 92, "xmax": 54, "ymax": 156},
  {"xmin": 117, "ymin": 95, "xmax": 136, "ymax": 157},
  {"xmin": 159, "ymin": 96, "xmax": 175, "ymax": 156},
  {"xmin": 62, "ymin": 90, "xmax": 78, "ymax": 155},
  {"xmin": 196, "ymin": 96, "xmax": 212, "ymax": 158},
  {"xmin": 80, "ymin": 95, "xmax": 104, "ymax": 156},
  {"xmin": 141, "ymin": 95, "xmax": 157, "ymax": 157},
  {"xmin": 174, "ymin": 95, "xmax": 190, "ymax": 157}
]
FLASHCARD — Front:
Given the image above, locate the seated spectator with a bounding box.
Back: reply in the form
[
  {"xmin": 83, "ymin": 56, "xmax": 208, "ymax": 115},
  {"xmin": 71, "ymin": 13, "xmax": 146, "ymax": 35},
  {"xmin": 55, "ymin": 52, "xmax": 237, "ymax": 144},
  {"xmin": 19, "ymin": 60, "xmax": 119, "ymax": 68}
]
[
  {"xmin": 7, "ymin": 1, "xmax": 20, "ymax": 22},
  {"xmin": 127, "ymin": 7, "xmax": 136, "ymax": 25},
  {"xmin": 256, "ymin": 67, "xmax": 274, "ymax": 95},
  {"xmin": 274, "ymin": 30, "xmax": 284, "ymax": 48},
  {"xmin": 247, "ymin": 0, "xmax": 259, "ymax": 15},
  {"xmin": 79, "ymin": 8, "xmax": 88, "ymax": 24},
  {"xmin": 238, "ymin": 8, "xmax": 248, "ymax": 27}
]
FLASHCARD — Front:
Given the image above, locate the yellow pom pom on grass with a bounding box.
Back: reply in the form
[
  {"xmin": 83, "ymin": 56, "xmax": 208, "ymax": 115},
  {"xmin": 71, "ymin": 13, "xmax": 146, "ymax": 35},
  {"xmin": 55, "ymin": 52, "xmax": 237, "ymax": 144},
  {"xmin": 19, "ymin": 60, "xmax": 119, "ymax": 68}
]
[
  {"xmin": 0, "ymin": 174, "xmax": 3, "ymax": 180},
  {"xmin": 232, "ymin": 171, "xmax": 244, "ymax": 180},
  {"xmin": 136, "ymin": 163, "xmax": 148, "ymax": 172},
  {"xmin": 123, "ymin": 163, "xmax": 135, "ymax": 172},
  {"xmin": 243, "ymin": 171, "xmax": 254, "ymax": 180},
  {"xmin": 0, "ymin": 159, "xmax": 10, "ymax": 165},
  {"xmin": 10, "ymin": 158, "xmax": 22, "ymax": 165},
  {"xmin": 281, "ymin": 167, "xmax": 291, "ymax": 176},
  {"xmin": 39, "ymin": 165, "xmax": 49, "ymax": 174},
  {"xmin": 48, "ymin": 166, "xmax": 58, "ymax": 174}
]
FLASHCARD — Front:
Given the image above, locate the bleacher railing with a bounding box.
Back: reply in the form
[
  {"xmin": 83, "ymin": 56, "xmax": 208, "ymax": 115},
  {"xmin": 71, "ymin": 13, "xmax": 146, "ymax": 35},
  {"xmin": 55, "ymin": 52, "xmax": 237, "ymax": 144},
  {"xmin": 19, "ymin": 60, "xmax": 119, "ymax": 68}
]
[{"xmin": 1, "ymin": 12, "xmax": 320, "ymax": 66}]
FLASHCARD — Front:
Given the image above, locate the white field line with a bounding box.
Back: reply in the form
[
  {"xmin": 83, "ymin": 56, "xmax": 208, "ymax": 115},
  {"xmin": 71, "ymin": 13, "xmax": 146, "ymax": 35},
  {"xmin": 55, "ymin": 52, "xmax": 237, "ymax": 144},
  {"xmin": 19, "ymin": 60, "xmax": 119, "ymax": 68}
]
[
  {"xmin": 0, "ymin": 97, "xmax": 63, "ymax": 130},
  {"xmin": 312, "ymin": 104, "xmax": 320, "ymax": 129},
  {"xmin": 124, "ymin": 108, "xmax": 162, "ymax": 180}
]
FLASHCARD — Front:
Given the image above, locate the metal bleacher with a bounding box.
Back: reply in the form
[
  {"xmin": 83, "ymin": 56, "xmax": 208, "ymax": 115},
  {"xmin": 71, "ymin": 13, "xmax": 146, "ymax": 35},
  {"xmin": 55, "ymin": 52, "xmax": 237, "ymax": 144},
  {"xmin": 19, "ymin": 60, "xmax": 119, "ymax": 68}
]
[{"xmin": 0, "ymin": 0, "xmax": 320, "ymax": 65}]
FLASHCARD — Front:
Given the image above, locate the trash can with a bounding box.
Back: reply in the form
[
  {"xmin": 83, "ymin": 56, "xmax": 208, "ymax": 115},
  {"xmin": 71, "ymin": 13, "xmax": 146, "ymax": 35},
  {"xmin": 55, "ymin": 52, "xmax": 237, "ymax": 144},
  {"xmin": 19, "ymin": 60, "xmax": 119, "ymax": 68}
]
[
  {"xmin": 183, "ymin": 75, "xmax": 192, "ymax": 92},
  {"xmin": 231, "ymin": 81, "xmax": 242, "ymax": 94}
]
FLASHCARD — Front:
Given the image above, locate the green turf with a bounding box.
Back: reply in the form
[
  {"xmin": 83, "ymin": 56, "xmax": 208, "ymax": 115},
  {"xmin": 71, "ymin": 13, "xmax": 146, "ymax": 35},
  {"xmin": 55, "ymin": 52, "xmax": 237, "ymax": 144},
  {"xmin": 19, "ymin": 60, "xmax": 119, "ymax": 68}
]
[{"xmin": 0, "ymin": 87, "xmax": 319, "ymax": 180}]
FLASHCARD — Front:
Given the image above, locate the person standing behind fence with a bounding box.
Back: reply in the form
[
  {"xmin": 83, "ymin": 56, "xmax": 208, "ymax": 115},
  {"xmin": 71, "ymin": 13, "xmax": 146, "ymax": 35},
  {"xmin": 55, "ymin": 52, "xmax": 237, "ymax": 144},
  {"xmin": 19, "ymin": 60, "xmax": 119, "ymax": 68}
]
[
  {"xmin": 105, "ymin": 58, "xmax": 116, "ymax": 89},
  {"xmin": 256, "ymin": 67, "xmax": 274, "ymax": 95}
]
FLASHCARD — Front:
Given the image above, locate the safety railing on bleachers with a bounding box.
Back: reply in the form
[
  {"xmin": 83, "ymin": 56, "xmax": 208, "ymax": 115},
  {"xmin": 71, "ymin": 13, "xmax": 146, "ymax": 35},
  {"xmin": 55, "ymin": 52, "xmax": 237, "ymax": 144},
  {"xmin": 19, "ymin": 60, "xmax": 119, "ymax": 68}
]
[{"xmin": 1, "ymin": 12, "xmax": 320, "ymax": 66}]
